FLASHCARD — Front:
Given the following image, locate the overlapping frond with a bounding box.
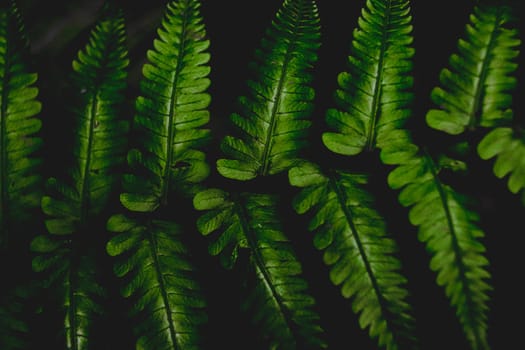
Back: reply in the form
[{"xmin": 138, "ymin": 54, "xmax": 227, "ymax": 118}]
[
  {"xmin": 386, "ymin": 142, "xmax": 491, "ymax": 350},
  {"xmin": 31, "ymin": 242, "xmax": 105, "ymax": 350},
  {"xmin": 105, "ymin": 2, "xmax": 212, "ymax": 348},
  {"xmin": 106, "ymin": 214, "xmax": 207, "ymax": 350},
  {"xmin": 322, "ymin": 0, "xmax": 414, "ymax": 156},
  {"xmin": 194, "ymin": 189, "xmax": 326, "ymax": 348},
  {"xmin": 478, "ymin": 127, "xmax": 525, "ymax": 196},
  {"xmin": 216, "ymin": 0, "xmax": 321, "ymax": 180},
  {"xmin": 426, "ymin": 4, "xmax": 520, "ymax": 135},
  {"xmin": 30, "ymin": 8, "xmax": 129, "ymax": 349},
  {"xmin": 121, "ymin": 0, "xmax": 211, "ymax": 212},
  {"xmin": 34, "ymin": 7, "xmax": 129, "ymax": 235},
  {"xmin": 288, "ymin": 161, "xmax": 416, "ymax": 350},
  {"xmin": 0, "ymin": 0, "xmax": 42, "ymax": 247}
]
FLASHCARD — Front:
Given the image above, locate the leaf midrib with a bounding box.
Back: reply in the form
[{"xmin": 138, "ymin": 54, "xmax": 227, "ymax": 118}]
[
  {"xmin": 147, "ymin": 224, "xmax": 179, "ymax": 350},
  {"xmin": 161, "ymin": 4, "xmax": 191, "ymax": 206},
  {"xmin": 424, "ymin": 153, "xmax": 485, "ymax": 347},
  {"xmin": 260, "ymin": 4, "xmax": 301, "ymax": 176},
  {"xmin": 68, "ymin": 21, "xmax": 122, "ymax": 349},
  {"xmin": 78, "ymin": 21, "xmax": 120, "ymax": 224},
  {"xmin": 235, "ymin": 195, "xmax": 295, "ymax": 345},
  {"xmin": 365, "ymin": 0, "xmax": 393, "ymax": 152},
  {"xmin": 468, "ymin": 7, "xmax": 503, "ymax": 130},
  {"xmin": 328, "ymin": 172, "xmax": 395, "ymax": 340}
]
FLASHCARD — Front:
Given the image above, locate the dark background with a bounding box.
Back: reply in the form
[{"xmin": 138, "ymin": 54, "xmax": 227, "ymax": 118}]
[{"xmin": 11, "ymin": 0, "xmax": 524, "ymax": 349}]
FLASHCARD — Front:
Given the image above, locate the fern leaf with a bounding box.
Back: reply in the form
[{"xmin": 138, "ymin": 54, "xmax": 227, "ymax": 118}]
[
  {"xmin": 478, "ymin": 127, "xmax": 525, "ymax": 195},
  {"xmin": 106, "ymin": 214, "xmax": 207, "ymax": 349},
  {"xmin": 0, "ymin": 0, "xmax": 42, "ymax": 248},
  {"xmin": 37, "ymin": 7, "xmax": 129, "ymax": 232},
  {"xmin": 216, "ymin": 0, "xmax": 321, "ymax": 180},
  {"xmin": 121, "ymin": 0, "xmax": 211, "ymax": 211},
  {"xmin": 426, "ymin": 4, "xmax": 520, "ymax": 135},
  {"xmin": 31, "ymin": 243, "xmax": 106, "ymax": 350},
  {"xmin": 386, "ymin": 145, "xmax": 491, "ymax": 350},
  {"xmin": 194, "ymin": 190, "xmax": 326, "ymax": 348},
  {"xmin": 289, "ymin": 161, "xmax": 417, "ymax": 350},
  {"xmin": 30, "ymin": 8, "xmax": 129, "ymax": 349},
  {"xmin": 322, "ymin": 0, "xmax": 414, "ymax": 156}
]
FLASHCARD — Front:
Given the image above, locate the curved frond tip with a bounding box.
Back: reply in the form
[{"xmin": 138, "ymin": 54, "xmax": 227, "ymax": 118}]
[
  {"xmin": 30, "ymin": 8, "xmax": 130, "ymax": 349},
  {"xmin": 426, "ymin": 4, "xmax": 520, "ymax": 135},
  {"xmin": 322, "ymin": 0, "xmax": 414, "ymax": 157},
  {"xmin": 217, "ymin": 0, "xmax": 321, "ymax": 180},
  {"xmin": 121, "ymin": 0, "xmax": 211, "ymax": 212}
]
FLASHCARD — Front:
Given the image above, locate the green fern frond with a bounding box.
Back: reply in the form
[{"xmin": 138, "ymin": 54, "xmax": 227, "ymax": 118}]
[
  {"xmin": 30, "ymin": 8, "xmax": 129, "ymax": 349},
  {"xmin": 322, "ymin": 0, "xmax": 414, "ymax": 156},
  {"xmin": 478, "ymin": 127, "xmax": 525, "ymax": 195},
  {"xmin": 194, "ymin": 189, "xmax": 326, "ymax": 348},
  {"xmin": 106, "ymin": 214, "xmax": 208, "ymax": 349},
  {"xmin": 216, "ymin": 0, "xmax": 321, "ymax": 180},
  {"xmin": 0, "ymin": 0, "xmax": 42, "ymax": 248},
  {"xmin": 36, "ymin": 7, "xmax": 129, "ymax": 234},
  {"xmin": 426, "ymin": 4, "xmax": 520, "ymax": 135},
  {"xmin": 289, "ymin": 161, "xmax": 417, "ymax": 350},
  {"xmin": 121, "ymin": 0, "xmax": 211, "ymax": 212},
  {"xmin": 31, "ymin": 243, "xmax": 105, "ymax": 350},
  {"xmin": 387, "ymin": 145, "xmax": 491, "ymax": 350}
]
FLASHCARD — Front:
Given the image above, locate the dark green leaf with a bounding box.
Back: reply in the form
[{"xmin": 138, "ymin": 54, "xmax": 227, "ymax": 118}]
[
  {"xmin": 217, "ymin": 0, "xmax": 321, "ymax": 180},
  {"xmin": 426, "ymin": 5, "xmax": 520, "ymax": 134}
]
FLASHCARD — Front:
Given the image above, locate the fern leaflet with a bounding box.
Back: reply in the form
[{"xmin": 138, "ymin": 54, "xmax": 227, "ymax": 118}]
[{"xmin": 478, "ymin": 127, "xmax": 525, "ymax": 196}]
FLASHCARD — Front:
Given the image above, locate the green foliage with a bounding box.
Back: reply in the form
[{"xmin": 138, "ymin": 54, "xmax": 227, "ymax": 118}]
[
  {"xmin": 30, "ymin": 6, "xmax": 129, "ymax": 349},
  {"xmin": 426, "ymin": 4, "xmax": 520, "ymax": 135},
  {"xmin": 424, "ymin": 3, "xmax": 524, "ymax": 203},
  {"xmin": 194, "ymin": 1, "xmax": 327, "ymax": 347},
  {"xmin": 216, "ymin": 0, "xmax": 321, "ymax": 180},
  {"xmin": 0, "ymin": 0, "xmax": 42, "ymax": 247},
  {"xmin": 1, "ymin": 0, "xmax": 523, "ymax": 349},
  {"xmin": 478, "ymin": 127, "xmax": 525, "ymax": 196},
  {"xmin": 106, "ymin": 1, "xmax": 212, "ymax": 348},
  {"xmin": 120, "ymin": 0, "xmax": 211, "ymax": 212},
  {"xmin": 107, "ymin": 214, "xmax": 207, "ymax": 349},
  {"xmin": 308, "ymin": 0, "xmax": 494, "ymax": 349},
  {"xmin": 194, "ymin": 189, "xmax": 326, "ymax": 349},
  {"xmin": 289, "ymin": 161, "xmax": 416, "ymax": 350},
  {"xmin": 322, "ymin": 0, "xmax": 414, "ymax": 156},
  {"xmin": 386, "ymin": 146, "xmax": 491, "ymax": 350}
]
